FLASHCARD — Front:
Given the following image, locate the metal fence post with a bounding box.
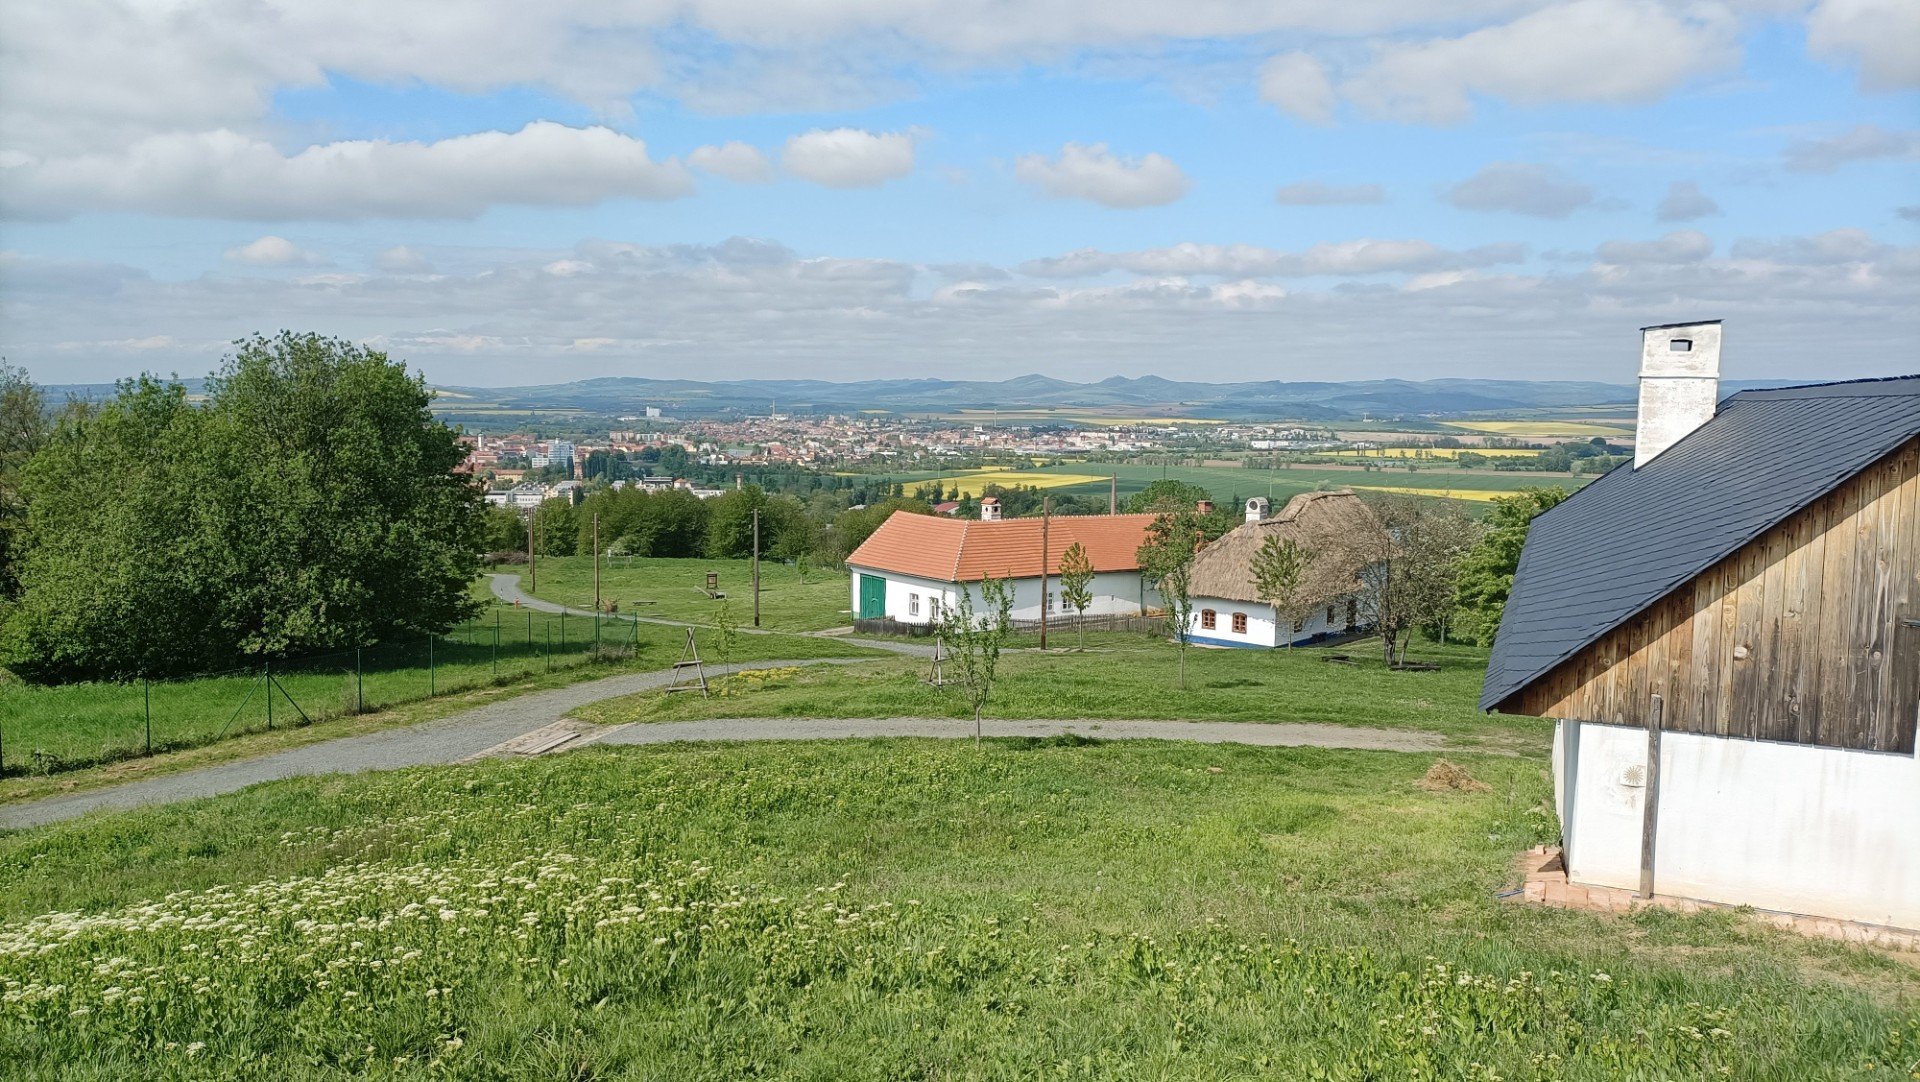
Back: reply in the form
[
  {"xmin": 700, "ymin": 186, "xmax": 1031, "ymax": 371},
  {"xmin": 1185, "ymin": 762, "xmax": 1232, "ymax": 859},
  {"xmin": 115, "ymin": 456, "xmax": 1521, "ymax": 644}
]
[
  {"xmin": 356, "ymin": 647, "xmax": 364, "ymax": 714},
  {"xmin": 493, "ymin": 610, "xmax": 500, "ymax": 677},
  {"xmin": 264, "ymin": 660, "xmax": 273, "ymax": 730},
  {"xmin": 144, "ymin": 679, "xmax": 152, "ymax": 756},
  {"xmin": 560, "ymin": 611, "xmax": 566, "ymax": 655},
  {"xmin": 429, "ymin": 635, "xmax": 436, "ymax": 696}
]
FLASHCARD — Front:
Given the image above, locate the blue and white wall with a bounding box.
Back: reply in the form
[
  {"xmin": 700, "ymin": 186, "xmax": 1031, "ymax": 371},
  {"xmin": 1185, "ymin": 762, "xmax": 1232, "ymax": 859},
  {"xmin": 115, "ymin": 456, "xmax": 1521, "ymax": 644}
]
[
  {"xmin": 1186, "ymin": 597, "xmax": 1353, "ymax": 648},
  {"xmin": 850, "ymin": 567, "xmax": 1156, "ymax": 626}
]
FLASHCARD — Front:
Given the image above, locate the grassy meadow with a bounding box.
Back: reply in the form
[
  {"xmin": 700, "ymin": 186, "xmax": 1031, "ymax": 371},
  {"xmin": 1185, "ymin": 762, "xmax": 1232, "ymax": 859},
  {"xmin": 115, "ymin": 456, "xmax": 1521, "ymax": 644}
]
[
  {"xmin": 2, "ymin": 740, "xmax": 1915, "ymax": 1078},
  {"xmin": 510, "ymin": 555, "xmax": 853, "ymax": 631},
  {"xmin": 0, "ymin": 599, "xmax": 879, "ymax": 778},
  {"xmin": 573, "ymin": 634, "xmax": 1547, "ymax": 749}
]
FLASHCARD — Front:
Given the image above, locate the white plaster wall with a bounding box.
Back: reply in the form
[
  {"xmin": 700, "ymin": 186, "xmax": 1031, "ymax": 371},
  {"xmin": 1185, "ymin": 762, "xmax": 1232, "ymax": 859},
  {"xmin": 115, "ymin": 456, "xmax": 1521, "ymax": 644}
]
[
  {"xmin": 1557, "ymin": 719, "xmax": 1920, "ymax": 930},
  {"xmin": 1187, "ymin": 597, "xmax": 1349, "ymax": 647},
  {"xmin": 849, "ymin": 567, "xmax": 1155, "ymax": 625}
]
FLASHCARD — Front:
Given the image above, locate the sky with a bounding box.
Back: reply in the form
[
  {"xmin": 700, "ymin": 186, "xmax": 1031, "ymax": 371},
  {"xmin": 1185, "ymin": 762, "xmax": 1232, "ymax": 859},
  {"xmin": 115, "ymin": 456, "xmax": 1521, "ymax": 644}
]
[{"xmin": 0, "ymin": 1, "xmax": 1915, "ymax": 388}]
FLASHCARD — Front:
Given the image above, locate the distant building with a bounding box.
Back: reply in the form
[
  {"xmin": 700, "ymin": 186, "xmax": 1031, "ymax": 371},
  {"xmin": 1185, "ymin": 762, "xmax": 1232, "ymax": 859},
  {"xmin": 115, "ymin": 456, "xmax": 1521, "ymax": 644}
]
[
  {"xmin": 1183, "ymin": 492, "xmax": 1384, "ymax": 648},
  {"xmin": 846, "ymin": 511, "xmax": 1162, "ymax": 626},
  {"xmin": 505, "ymin": 482, "xmax": 548, "ymax": 510},
  {"xmin": 645, "ymin": 406, "xmax": 662, "ymax": 419}
]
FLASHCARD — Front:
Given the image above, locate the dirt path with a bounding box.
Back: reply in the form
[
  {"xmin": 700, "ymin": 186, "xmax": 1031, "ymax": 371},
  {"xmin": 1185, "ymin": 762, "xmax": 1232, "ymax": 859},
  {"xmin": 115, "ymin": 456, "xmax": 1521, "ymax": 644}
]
[{"xmin": 586, "ymin": 717, "xmax": 1448, "ymax": 753}]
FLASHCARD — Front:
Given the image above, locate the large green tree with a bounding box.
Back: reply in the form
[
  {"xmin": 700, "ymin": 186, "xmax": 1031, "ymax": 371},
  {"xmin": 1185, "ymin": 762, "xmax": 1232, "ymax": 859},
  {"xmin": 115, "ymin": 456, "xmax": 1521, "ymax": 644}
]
[
  {"xmin": 3, "ymin": 334, "xmax": 485, "ymax": 681},
  {"xmin": 0, "ymin": 364, "xmax": 49, "ymax": 600},
  {"xmin": 1451, "ymin": 487, "xmax": 1571, "ymax": 646}
]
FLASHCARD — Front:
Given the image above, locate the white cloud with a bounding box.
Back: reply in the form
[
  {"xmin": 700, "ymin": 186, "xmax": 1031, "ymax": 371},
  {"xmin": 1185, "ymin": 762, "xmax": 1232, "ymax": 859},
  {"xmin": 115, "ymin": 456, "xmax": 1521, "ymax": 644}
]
[
  {"xmin": 4, "ymin": 232, "xmax": 1914, "ymax": 385},
  {"xmin": 1, "ymin": 122, "xmax": 693, "ymax": 221},
  {"xmin": 1273, "ymin": 181, "xmax": 1386, "ymax": 205},
  {"xmin": 1807, "ymin": 0, "xmax": 1920, "ymax": 89},
  {"xmin": 1019, "ymin": 239, "xmax": 1525, "ymax": 278},
  {"xmin": 1594, "ymin": 230, "xmax": 1713, "ymax": 265},
  {"xmin": 1781, "ymin": 124, "xmax": 1920, "ymax": 173},
  {"xmin": 689, "ymin": 141, "xmax": 774, "ymax": 182},
  {"xmin": 375, "ymin": 246, "xmax": 435, "ymax": 274},
  {"xmin": 781, "ymin": 128, "xmax": 916, "ymax": 188},
  {"xmin": 1014, "ymin": 143, "xmax": 1189, "ymax": 208},
  {"xmin": 223, "ymin": 235, "xmax": 325, "ymax": 266},
  {"xmin": 1259, "ymin": 53, "xmax": 1337, "ymax": 124},
  {"xmin": 1340, "ymin": 0, "xmax": 1738, "ymax": 123},
  {"xmin": 1655, "ymin": 180, "xmax": 1719, "ymax": 222},
  {"xmin": 1445, "ymin": 162, "xmax": 1595, "ymax": 219},
  {"xmin": 1729, "ymin": 228, "xmax": 1885, "ymax": 264}
]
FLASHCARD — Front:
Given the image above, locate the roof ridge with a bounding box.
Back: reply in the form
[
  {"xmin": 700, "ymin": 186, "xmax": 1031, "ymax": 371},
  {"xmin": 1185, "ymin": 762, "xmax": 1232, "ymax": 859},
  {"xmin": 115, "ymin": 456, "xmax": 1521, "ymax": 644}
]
[
  {"xmin": 951, "ymin": 520, "xmax": 968, "ymax": 582},
  {"xmin": 1730, "ymin": 374, "xmax": 1920, "ymax": 400}
]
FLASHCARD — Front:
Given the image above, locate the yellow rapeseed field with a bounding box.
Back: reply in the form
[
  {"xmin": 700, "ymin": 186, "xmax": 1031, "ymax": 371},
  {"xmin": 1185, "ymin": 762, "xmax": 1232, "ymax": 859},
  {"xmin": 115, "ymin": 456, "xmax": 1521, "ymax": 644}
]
[
  {"xmin": 1444, "ymin": 420, "xmax": 1632, "ymax": 438},
  {"xmin": 911, "ymin": 469, "xmax": 1109, "ymax": 497}
]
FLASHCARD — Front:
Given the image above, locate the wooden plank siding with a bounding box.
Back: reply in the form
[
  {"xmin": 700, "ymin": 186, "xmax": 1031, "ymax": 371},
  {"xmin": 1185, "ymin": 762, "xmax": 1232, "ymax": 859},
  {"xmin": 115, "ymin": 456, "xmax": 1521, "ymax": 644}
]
[{"xmin": 1507, "ymin": 436, "xmax": 1920, "ymax": 754}]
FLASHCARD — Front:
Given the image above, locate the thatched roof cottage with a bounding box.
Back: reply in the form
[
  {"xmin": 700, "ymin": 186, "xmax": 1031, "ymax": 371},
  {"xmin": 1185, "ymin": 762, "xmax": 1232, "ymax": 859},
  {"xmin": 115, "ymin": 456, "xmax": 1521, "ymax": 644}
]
[{"xmin": 1185, "ymin": 491, "xmax": 1386, "ymax": 648}]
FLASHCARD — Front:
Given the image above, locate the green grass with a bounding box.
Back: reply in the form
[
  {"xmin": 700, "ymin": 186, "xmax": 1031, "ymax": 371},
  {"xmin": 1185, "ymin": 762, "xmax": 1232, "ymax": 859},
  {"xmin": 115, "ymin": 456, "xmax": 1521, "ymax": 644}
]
[
  {"xmin": 0, "ymin": 599, "xmax": 881, "ymax": 779},
  {"xmin": 574, "ymin": 634, "xmax": 1547, "ymax": 749},
  {"xmin": 1, "ymin": 741, "xmax": 1913, "ymax": 1078},
  {"xmin": 511, "ymin": 555, "xmax": 852, "ymax": 632}
]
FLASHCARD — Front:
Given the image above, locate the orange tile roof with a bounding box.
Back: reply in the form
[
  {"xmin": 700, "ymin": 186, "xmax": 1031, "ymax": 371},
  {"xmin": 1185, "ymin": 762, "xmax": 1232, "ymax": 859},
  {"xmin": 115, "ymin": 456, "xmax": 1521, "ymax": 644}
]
[{"xmin": 847, "ymin": 511, "xmax": 1160, "ymax": 582}]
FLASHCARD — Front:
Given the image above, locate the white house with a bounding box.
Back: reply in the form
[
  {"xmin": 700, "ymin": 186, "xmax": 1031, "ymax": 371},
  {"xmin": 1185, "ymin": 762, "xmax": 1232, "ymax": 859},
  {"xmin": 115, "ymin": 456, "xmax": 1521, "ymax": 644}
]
[
  {"xmin": 1182, "ymin": 491, "xmax": 1384, "ymax": 649},
  {"xmin": 845, "ymin": 505, "xmax": 1162, "ymax": 627}
]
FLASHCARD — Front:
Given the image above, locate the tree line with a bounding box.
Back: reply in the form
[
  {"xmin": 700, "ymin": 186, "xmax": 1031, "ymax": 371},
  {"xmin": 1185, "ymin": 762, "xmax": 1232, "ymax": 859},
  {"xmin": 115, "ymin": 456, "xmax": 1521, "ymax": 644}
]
[{"xmin": 0, "ymin": 335, "xmax": 485, "ymax": 683}]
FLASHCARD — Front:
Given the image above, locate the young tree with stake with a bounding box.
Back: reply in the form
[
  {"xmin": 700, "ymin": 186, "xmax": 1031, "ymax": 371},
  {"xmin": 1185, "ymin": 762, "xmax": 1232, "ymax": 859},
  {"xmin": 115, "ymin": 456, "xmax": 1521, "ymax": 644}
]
[
  {"xmin": 1137, "ymin": 510, "xmax": 1205, "ymax": 690},
  {"xmin": 1057, "ymin": 541, "xmax": 1094, "ymax": 650},
  {"xmin": 1250, "ymin": 535, "xmax": 1313, "ymax": 650},
  {"xmin": 937, "ymin": 574, "xmax": 1014, "ymax": 747}
]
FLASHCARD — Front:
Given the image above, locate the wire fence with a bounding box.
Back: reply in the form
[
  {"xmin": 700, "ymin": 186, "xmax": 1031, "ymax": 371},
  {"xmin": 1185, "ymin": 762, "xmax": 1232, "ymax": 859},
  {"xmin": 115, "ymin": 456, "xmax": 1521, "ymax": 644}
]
[{"xmin": 0, "ymin": 606, "xmax": 642, "ymax": 779}]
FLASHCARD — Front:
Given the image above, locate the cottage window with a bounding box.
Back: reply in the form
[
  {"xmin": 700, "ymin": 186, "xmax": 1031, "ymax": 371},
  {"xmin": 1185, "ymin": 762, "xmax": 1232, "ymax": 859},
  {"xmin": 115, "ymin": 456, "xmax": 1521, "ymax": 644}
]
[
  {"xmin": 1200, "ymin": 609, "xmax": 1216, "ymax": 630},
  {"xmin": 1326, "ymin": 605, "xmax": 1336, "ymax": 623},
  {"xmin": 928, "ymin": 597, "xmax": 941, "ymax": 621},
  {"xmin": 1232, "ymin": 612, "xmax": 1248, "ymax": 634},
  {"xmin": 908, "ymin": 593, "xmax": 920, "ymax": 616},
  {"xmin": 1046, "ymin": 591, "xmax": 1055, "ymax": 613}
]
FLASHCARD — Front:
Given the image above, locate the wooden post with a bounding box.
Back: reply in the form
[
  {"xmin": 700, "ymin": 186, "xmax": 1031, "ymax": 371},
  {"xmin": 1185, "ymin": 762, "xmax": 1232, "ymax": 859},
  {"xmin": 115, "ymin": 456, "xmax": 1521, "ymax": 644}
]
[
  {"xmin": 1109, "ymin": 472, "xmax": 1117, "ymax": 515},
  {"xmin": 1038, "ymin": 496, "xmax": 1050, "ymax": 651},
  {"xmin": 592, "ymin": 512, "xmax": 600, "ymax": 616},
  {"xmin": 1639, "ymin": 693, "xmax": 1665, "ymax": 899},
  {"xmin": 527, "ymin": 507, "xmax": 537, "ymax": 593},
  {"xmin": 752, "ymin": 507, "xmax": 761, "ymax": 628}
]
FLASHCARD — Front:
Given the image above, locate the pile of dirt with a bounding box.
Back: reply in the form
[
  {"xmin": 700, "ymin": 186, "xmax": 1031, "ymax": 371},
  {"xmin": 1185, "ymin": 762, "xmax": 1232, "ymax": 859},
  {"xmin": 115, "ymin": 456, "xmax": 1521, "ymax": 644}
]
[{"xmin": 1419, "ymin": 758, "xmax": 1492, "ymax": 793}]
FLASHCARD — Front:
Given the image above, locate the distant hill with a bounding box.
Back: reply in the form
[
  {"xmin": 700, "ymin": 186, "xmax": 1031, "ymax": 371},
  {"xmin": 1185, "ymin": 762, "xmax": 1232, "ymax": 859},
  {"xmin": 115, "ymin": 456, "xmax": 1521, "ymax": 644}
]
[
  {"xmin": 431, "ymin": 374, "xmax": 1650, "ymax": 421},
  {"xmin": 40, "ymin": 374, "xmax": 1817, "ymax": 422}
]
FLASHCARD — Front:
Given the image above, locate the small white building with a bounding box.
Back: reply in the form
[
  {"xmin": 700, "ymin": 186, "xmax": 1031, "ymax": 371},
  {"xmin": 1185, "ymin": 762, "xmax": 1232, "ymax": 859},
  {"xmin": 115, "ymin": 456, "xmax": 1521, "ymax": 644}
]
[
  {"xmin": 845, "ymin": 506, "xmax": 1162, "ymax": 627},
  {"xmin": 1182, "ymin": 492, "xmax": 1384, "ymax": 649}
]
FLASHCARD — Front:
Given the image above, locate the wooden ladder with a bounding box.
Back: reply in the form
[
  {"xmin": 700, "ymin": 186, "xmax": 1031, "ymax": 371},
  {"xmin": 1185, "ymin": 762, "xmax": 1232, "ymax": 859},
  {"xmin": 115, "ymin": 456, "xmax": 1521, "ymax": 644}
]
[{"xmin": 665, "ymin": 627, "xmax": 710, "ymax": 697}]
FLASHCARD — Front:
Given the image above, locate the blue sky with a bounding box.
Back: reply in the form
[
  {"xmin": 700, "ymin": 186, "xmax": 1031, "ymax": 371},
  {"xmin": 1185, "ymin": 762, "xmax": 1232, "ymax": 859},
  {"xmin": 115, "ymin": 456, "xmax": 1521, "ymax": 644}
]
[{"xmin": 0, "ymin": 1, "xmax": 1914, "ymax": 387}]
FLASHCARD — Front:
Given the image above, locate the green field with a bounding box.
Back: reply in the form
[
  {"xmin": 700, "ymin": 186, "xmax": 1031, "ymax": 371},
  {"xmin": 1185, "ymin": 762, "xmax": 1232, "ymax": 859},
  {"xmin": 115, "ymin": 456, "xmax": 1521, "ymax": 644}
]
[
  {"xmin": 0, "ymin": 598, "xmax": 878, "ymax": 778},
  {"xmin": 869, "ymin": 462, "xmax": 1586, "ymax": 510},
  {"xmin": 576, "ymin": 635, "xmax": 1542, "ymax": 748},
  {"xmin": 3, "ymin": 736, "xmax": 1914, "ymax": 1078},
  {"xmin": 515, "ymin": 556, "xmax": 852, "ymax": 632}
]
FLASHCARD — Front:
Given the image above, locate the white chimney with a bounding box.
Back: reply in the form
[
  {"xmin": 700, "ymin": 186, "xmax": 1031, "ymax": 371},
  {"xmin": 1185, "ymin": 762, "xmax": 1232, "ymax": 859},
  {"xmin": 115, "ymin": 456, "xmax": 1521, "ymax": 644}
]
[
  {"xmin": 979, "ymin": 496, "xmax": 1001, "ymax": 522},
  {"xmin": 1245, "ymin": 496, "xmax": 1269, "ymax": 523},
  {"xmin": 1635, "ymin": 320, "xmax": 1722, "ymax": 468}
]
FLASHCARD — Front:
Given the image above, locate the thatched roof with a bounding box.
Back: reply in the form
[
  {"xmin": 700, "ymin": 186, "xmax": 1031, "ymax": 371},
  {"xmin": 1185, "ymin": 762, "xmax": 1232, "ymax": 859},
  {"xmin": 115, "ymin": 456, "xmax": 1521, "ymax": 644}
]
[{"xmin": 1187, "ymin": 491, "xmax": 1386, "ymax": 605}]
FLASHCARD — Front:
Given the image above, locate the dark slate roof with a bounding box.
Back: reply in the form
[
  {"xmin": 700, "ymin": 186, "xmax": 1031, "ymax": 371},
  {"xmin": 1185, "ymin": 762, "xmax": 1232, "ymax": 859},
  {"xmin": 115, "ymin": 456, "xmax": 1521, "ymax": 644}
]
[{"xmin": 1481, "ymin": 375, "xmax": 1920, "ymax": 712}]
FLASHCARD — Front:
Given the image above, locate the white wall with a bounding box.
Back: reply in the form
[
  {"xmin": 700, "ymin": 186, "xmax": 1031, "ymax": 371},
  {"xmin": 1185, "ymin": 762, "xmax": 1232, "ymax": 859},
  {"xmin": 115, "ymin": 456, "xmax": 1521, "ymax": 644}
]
[
  {"xmin": 1556, "ymin": 719, "xmax": 1920, "ymax": 930},
  {"xmin": 1187, "ymin": 597, "xmax": 1350, "ymax": 648},
  {"xmin": 849, "ymin": 566, "xmax": 1155, "ymax": 626}
]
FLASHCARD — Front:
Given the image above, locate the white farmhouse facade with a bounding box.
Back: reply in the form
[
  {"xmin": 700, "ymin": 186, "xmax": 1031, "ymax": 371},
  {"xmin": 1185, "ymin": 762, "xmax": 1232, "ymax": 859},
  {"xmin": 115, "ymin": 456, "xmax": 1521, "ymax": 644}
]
[{"xmin": 845, "ymin": 510, "xmax": 1162, "ymax": 627}]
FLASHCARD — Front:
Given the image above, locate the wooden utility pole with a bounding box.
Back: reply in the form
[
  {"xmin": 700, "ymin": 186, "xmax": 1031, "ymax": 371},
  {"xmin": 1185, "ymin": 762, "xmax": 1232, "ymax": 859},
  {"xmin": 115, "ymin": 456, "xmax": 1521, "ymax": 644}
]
[
  {"xmin": 1038, "ymin": 496, "xmax": 1050, "ymax": 650},
  {"xmin": 1109, "ymin": 472, "xmax": 1117, "ymax": 515},
  {"xmin": 1639, "ymin": 694, "xmax": 1665, "ymax": 899},
  {"xmin": 751, "ymin": 507, "xmax": 761, "ymax": 627},
  {"xmin": 527, "ymin": 508, "xmax": 537, "ymax": 592},
  {"xmin": 592, "ymin": 512, "xmax": 600, "ymax": 615}
]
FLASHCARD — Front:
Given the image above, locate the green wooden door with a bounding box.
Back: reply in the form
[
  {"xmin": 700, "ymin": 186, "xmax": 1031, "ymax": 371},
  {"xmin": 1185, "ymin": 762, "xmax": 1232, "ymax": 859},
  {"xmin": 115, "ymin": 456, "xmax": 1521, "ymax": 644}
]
[{"xmin": 858, "ymin": 574, "xmax": 887, "ymax": 619}]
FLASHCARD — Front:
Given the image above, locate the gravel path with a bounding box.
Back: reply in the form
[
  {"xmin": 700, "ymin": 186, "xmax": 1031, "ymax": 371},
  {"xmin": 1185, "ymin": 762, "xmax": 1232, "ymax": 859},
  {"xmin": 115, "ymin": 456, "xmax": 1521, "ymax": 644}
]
[
  {"xmin": 590, "ymin": 717, "xmax": 1448, "ymax": 753},
  {"xmin": 0, "ymin": 658, "xmax": 866, "ymax": 831},
  {"xmin": 488, "ymin": 574, "xmax": 934, "ymax": 658}
]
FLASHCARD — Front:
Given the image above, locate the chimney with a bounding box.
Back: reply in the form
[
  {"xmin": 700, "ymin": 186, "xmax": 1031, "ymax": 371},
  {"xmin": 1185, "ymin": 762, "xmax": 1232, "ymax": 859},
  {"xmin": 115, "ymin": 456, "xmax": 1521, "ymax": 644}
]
[
  {"xmin": 980, "ymin": 496, "xmax": 1001, "ymax": 522},
  {"xmin": 1635, "ymin": 320, "xmax": 1722, "ymax": 468},
  {"xmin": 1244, "ymin": 496, "xmax": 1269, "ymax": 523},
  {"xmin": 1196, "ymin": 499, "xmax": 1214, "ymax": 515},
  {"xmin": 735, "ymin": 472, "xmax": 743, "ymax": 490}
]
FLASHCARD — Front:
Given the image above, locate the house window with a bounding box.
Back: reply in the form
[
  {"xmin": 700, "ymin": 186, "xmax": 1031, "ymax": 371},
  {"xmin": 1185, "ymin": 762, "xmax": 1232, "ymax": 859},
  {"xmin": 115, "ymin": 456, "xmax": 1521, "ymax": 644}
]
[
  {"xmin": 1046, "ymin": 591, "xmax": 1055, "ymax": 613},
  {"xmin": 1200, "ymin": 609, "xmax": 1216, "ymax": 630},
  {"xmin": 908, "ymin": 593, "xmax": 920, "ymax": 616},
  {"xmin": 928, "ymin": 597, "xmax": 940, "ymax": 621},
  {"xmin": 1326, "ymin": 605, "xmax": 1336, "ymax": 624},
  {"xmin": 1232, "ymin": 612, "xmax": 1248, "ymax": 634}
]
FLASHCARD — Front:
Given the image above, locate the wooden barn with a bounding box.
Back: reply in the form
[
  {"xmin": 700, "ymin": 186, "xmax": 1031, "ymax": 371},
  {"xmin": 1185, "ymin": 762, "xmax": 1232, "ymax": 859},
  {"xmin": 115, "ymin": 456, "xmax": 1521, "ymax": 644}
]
[
  {"xmin": 1183, "ymin": 491, "xmax": 1384, "ymax": 648},
  {"xmin": 1483, "ymin": 320, "xmax": 1920, "ymax": 930}
]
